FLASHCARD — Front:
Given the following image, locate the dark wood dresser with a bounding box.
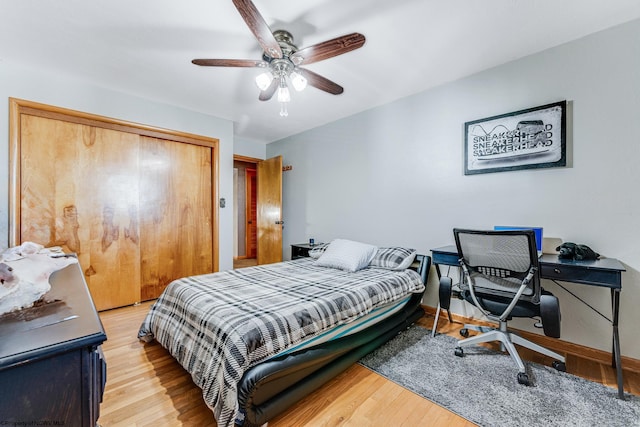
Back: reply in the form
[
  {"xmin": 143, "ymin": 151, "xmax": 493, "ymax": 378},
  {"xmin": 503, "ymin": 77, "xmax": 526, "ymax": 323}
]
[{"xmin": 0, "ymin": 260, "xmax": 107, "ymax": 426}]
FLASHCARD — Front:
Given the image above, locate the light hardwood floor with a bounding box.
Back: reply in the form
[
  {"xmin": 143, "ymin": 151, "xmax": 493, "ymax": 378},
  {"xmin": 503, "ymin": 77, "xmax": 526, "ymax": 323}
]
[
  {"xmin": 233, "ymin": 258, "xmax": 258, "ymax": 269},
  {"xmin": 97, "ymin": 303, "xmax": 639, "ymax": 426}
]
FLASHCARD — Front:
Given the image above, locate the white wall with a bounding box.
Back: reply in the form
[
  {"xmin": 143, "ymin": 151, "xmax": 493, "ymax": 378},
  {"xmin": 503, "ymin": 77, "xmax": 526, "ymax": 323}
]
[
  {"xmin": 0, "ymin": 61, "xmax": 236, "ymax": 271},
  {"xmin": 234, "ymin": 137, "xmax": 266, "ymax": 160},
  {"xmin": 267, "ymin": 19, "xmax": 640, "ymax": 359}
]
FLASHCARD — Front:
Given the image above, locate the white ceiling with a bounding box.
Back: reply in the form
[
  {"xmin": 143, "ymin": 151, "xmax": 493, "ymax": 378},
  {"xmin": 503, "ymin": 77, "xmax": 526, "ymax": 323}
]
[{"xmin": 3, "ymin": 1, "xmax": 640, "ymax": 144}]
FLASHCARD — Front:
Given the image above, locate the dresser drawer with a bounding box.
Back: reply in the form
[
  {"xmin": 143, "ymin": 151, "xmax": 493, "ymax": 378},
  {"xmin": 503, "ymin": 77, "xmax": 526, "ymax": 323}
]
[
  {"xmin": 539, "ymin": 263, "xmax": 622, "ymax": 288},
  {"xmin": 430, "ymin": 245, "xmax": 460, "ymax": 267}
]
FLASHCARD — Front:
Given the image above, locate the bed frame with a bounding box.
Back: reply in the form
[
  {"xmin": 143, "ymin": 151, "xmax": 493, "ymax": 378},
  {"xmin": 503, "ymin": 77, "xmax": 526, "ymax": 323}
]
[{"xmin": 236, "ymin": 254, "xmax": 431, "ymax": 426}]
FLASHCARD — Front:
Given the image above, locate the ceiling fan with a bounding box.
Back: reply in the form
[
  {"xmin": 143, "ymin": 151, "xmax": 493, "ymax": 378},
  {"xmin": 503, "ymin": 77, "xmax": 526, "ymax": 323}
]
[{"xmin": 192, "ymin": 0, "xmax": 366, "ymax": 116}]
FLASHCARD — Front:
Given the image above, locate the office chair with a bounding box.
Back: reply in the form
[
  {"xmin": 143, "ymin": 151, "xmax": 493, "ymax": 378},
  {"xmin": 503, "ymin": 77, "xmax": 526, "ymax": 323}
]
[{"xmin": 441, "ymin": 228, "xmax": 566, "ymax": 386}]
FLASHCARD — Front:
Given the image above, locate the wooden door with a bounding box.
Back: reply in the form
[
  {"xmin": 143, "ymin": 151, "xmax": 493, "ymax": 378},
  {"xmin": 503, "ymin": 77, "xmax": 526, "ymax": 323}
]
[{"xmin": 257, "ymin": 156, "xmax": 283, "ymax": 264}]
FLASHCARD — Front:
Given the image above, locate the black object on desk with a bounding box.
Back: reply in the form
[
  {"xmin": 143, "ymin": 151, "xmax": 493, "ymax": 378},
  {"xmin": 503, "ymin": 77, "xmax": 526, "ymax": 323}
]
[
  {"xmin": 430, "ymin": 245, "xmax": 627, "ymax": 399},
  {"xmin": 0, "ymin": 261, "xmax": 107, "ymax": 424}
]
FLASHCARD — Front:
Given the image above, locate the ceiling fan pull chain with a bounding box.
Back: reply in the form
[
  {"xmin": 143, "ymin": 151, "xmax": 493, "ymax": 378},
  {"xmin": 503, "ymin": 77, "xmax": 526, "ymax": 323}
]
[{"xmin": 280, "ymin": 102, "xmax": 288, "ymax": 117}]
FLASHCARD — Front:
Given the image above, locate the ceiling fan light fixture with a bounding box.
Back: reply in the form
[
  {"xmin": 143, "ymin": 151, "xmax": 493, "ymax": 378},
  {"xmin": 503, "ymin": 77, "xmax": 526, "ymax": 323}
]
[
  {"xmin": 277, "ymin": 76, "xmax": 290, "ymax": 117},
  {"xmin": 191, "ymin": 1, "xmax": 365, "ymax": 117},
  {"xmin": 289, "ymin": 70, "xmax": 307, "ymax": 92},
  {"xmin": 277, "ymin": 84, "xmax": 290, "ymax": 103},
  {"xmin": 255, "ymin": 71, "xmax": 273, "ymax": 91}
]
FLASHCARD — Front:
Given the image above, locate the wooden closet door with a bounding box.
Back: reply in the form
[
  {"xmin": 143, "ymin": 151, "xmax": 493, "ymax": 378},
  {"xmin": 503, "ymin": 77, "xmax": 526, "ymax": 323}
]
[
  {"xmin": 18, "ymin": 114, "xmax": 214, "ymax": 310},
  {"xmin": 81, "ymin": 126, "xmax": 142, "ymax": 310},
  {"xmin": 138, "ymin": 136, "xmax": 213, "ymax": 301},
  {"xmin": 20, "ymin": 116, "xmax": 142, "ymax": 310}
]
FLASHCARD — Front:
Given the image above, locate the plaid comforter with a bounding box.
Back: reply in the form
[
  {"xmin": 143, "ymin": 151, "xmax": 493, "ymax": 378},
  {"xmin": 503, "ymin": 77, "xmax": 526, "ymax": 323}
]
[{"xmin": 138, "ymin": 258, "xmax": 424, "ymax": 427}]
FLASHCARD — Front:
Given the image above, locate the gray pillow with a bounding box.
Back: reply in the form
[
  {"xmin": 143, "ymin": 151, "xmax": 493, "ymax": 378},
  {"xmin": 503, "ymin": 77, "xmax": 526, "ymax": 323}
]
[
  {"xmin": 369, "ymin": 247, "xmax": 417, "ymax": 270},
  {"xmin": 308, "ymin": 242, "xmax": 330, "ymax": 259}
]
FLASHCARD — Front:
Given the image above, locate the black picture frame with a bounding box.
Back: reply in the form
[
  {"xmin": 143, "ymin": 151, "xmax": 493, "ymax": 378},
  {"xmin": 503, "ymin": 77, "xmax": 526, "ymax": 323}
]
[{"xmin": 464, "ymin": 100, "xmax": 566, "ymax": 175}]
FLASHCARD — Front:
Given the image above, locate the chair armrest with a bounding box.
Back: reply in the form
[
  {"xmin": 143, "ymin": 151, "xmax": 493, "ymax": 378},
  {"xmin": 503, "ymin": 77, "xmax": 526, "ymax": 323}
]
[
  {"xmin": 439, "ymin": 276, "xmax": 453, "ymax": 310},
  {"xmin": 540, "ymin": 294, "xmax": 561, "ymax": 338}
]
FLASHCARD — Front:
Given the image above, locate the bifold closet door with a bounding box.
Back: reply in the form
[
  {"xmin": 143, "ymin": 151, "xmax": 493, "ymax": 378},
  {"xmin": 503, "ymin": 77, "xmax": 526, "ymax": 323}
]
[
  {"xmin": 138, "ymin": 135, "xmax": 213, "ymax": 301},
  {"xmin": 19, "ymin": 115, "xmax": 213, "ymax": 310},
  {"xmin": 20, "ymin": 116, "xmax": 142, "ymax": 310}
]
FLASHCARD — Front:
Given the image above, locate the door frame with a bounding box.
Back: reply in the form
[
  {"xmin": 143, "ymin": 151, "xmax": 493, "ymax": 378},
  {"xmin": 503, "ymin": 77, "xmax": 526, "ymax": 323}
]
[
  {"xmin": 234, "ymin": 155, "xmax": 260, "ymax": 261},
  {"xmin": 234, "ymin": 155, "xmax": 283, "ymax": 264},
  {"xmin": 245, "ymin": 167, "xmax": 257, "ymax": 258}
]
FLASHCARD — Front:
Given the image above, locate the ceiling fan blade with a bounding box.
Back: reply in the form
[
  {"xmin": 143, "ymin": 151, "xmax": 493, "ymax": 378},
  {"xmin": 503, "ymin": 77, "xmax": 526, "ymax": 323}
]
[
  {"xmin": 299, "ymin": 68, "xmax": 344, "ymax": 95},
  {"xmin": 232, "ymin": 0, "xmax": 283, "ymax": 59},
  {"xmin": 259, "ymin": 78, "xmax": 278, "ymax": 101},
  {"xmin": 291, "ymin": 33, "xmax": 365, "ymax": 65},
  {"xmin": 192, "ymin": 58, "xmax": 266, "ymax": 67}
]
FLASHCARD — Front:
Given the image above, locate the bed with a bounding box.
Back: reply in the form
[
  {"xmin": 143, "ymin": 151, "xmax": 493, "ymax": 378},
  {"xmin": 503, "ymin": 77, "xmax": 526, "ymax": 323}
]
[{"xmin": 138, "ymin": 241, "xmax": 431, "ymax": 427}]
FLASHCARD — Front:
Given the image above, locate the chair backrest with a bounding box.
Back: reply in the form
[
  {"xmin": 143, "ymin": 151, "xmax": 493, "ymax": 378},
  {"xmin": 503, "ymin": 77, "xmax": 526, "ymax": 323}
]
[{"xmin": 454, "ymin": 228, "xmax": 541, "ymax": 304}]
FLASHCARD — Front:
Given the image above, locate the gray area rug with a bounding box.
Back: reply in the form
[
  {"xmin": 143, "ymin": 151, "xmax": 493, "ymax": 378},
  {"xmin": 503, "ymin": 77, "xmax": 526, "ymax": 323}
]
[{"xmin": 359, "ymin": 325, "xmax": 640, "ymax": 426}]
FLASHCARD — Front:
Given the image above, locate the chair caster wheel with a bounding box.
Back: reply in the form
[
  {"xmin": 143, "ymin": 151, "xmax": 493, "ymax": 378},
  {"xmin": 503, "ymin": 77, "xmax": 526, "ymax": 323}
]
[
  {"xmin": 454, "ymin": 347, "xmax": 464, "ymax": 357},
  {"xmin": 459, "ymin": 328, "xmax": 469, "ymax": 338},
  {"xmin": 552, "ymin": 361, "xmax": 566, "ymax": 372},
  {"xmin": 517, "ymin": 372, "xmax": 531, "ymax": 386}
]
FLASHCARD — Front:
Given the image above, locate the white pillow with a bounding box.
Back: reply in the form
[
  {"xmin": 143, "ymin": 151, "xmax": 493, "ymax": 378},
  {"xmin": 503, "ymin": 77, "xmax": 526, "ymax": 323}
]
[{"xmin": 315, "ymin": 239, "xmax": 378, "ymax": 272}]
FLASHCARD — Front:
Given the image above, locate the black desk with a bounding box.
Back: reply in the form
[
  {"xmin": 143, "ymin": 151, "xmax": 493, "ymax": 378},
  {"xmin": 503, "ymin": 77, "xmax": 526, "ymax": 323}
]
[{"xmin": 431, "ymin": 245, "xmax": 627, "ymax": 399}]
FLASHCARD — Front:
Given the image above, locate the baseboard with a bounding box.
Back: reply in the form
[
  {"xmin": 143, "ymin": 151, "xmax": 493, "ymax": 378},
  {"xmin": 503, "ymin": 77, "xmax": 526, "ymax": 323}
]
[{"xmin": 422, "ymin": 304, "xmax": 640, "ymax": 374}]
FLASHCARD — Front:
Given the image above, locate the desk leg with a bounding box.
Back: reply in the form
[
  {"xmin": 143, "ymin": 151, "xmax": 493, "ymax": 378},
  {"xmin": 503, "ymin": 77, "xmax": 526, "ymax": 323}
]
[{"xmin": 611, "ymin": 288, "xmax": 625, "ymax": 399}]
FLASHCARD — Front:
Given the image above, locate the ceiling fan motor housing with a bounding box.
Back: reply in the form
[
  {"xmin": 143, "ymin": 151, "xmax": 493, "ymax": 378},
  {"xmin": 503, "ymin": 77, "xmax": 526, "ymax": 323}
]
[{"xmin": 263, "ymin": 30, "xmax": 297, "ymax": 62}]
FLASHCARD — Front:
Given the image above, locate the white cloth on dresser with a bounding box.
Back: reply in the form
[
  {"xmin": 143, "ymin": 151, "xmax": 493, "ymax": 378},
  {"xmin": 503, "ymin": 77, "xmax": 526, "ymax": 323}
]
[{"xmin": 0, "ymin": 244, "xmax": 77, "ymax": 316}]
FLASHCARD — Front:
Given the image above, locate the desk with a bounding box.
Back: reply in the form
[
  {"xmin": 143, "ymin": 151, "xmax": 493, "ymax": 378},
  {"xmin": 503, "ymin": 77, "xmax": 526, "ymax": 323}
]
[{"xmin": 431, "ymin": 245, "xmax": 627, "ymax": 399}]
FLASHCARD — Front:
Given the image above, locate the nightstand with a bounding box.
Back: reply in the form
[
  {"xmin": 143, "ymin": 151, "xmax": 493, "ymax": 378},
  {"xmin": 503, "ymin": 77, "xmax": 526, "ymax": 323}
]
[{"xmin": 291, "ymin": 243, "xmax": 322, "ymax": 259}]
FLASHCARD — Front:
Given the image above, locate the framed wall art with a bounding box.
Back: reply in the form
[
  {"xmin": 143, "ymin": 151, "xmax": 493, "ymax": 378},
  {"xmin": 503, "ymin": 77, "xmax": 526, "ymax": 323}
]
[{"xmin": 464, "ymin": 100, "xmax": 566, "ymax": 175}]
